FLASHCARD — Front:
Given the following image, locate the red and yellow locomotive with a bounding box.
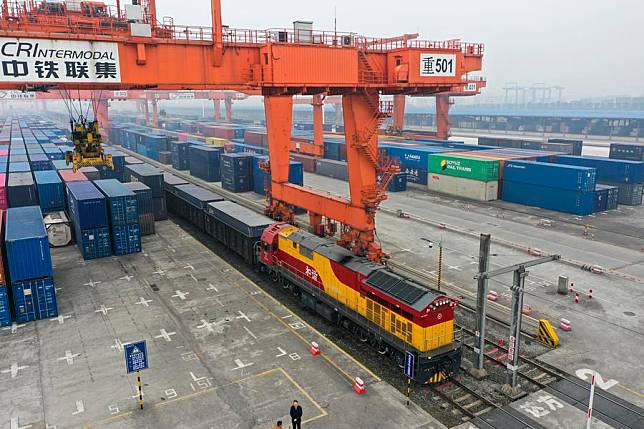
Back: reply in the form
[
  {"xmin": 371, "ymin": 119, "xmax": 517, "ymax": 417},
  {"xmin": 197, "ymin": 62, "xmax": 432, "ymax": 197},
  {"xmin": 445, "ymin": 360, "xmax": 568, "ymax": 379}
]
[{"xmin": 260, "ymin": 223, "xmax": 462, "ymax": 384}]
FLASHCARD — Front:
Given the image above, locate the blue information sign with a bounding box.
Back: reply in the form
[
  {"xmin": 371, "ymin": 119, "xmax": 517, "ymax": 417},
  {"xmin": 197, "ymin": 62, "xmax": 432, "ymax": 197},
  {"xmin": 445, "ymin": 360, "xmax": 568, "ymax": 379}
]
[
  {"xmin": 404, "ymin": 351, "xmax": 415, "ymax": 379},
  {"xmin": 124, "ymin": 340, "xmax": 148, "ymax": 374}
]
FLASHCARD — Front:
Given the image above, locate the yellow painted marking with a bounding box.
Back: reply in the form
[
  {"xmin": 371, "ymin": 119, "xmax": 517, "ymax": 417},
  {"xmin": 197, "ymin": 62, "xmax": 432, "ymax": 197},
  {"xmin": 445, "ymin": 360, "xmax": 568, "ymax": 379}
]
[
  {"xmin": 84, "ymin": 367, "xmax": 327, "ymax": 428},
  {"xmin": 616, "ymin": 383, "xmax": 644, "ymax": 398}
]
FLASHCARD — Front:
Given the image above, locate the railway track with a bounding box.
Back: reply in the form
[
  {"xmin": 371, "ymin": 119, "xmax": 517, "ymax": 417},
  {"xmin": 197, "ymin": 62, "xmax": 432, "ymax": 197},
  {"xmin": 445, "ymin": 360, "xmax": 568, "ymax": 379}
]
[{"xmin": 118, "ymin": 145, "xmax": 543, "ymax": 340}]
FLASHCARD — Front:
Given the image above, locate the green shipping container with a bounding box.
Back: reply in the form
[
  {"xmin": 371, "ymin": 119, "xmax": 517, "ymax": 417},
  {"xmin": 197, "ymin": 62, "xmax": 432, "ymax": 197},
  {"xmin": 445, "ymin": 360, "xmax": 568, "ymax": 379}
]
[{"xmin": 428, "ymin": 154, "xmax": 499, "ymax": 181}]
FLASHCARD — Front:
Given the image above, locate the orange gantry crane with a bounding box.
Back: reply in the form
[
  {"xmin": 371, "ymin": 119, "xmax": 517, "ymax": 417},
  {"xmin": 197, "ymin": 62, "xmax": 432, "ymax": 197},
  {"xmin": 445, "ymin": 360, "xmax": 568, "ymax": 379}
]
[{"xmin": 0, "ymin": 0, "xmax": 484, "ymax": 262}]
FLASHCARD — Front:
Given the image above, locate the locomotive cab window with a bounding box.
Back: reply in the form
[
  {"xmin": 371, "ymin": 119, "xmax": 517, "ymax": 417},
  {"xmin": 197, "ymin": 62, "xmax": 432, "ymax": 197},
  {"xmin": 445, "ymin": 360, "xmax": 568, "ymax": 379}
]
[{"xmin": 300, "ymin": 245, "xmax": 313, "ymax": 260}]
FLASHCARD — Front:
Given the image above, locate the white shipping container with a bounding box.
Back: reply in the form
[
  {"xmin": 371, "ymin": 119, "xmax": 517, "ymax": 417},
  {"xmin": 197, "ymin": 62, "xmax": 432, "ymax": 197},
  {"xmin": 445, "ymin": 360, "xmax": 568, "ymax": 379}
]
[{"xmin": 427, "ymin": 173, "xmax": 498, "ymax": 201}]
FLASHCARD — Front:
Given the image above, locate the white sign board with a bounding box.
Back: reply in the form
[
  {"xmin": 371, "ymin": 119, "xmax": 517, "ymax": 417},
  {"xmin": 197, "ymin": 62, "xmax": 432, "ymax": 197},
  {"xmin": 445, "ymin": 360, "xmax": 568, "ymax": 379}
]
[
  {"xmin": 419, "ymin": 53, "xmax": 456, "ymax": 77},
  {"xmin": 169, "ymin": 92, "xmax": 195, "ymax": 100},
  {"xmin": 0, "ymin": 91, "xmax": 36, "ymax": 99},
  {"xmin": 0, "ymin": 38, "xmax": 121, "ymax": 83},
  {"xmin": 113, "ymin": 90, "xmax": 128, "ymax": 98},
  {"xmin": 464, "ymin": 83, "xmax": 477, "ymax": 92}
]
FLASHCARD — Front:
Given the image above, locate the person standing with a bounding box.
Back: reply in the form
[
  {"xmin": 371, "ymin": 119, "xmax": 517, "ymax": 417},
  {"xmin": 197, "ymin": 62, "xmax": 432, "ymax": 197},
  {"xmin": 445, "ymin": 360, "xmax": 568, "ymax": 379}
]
[{"xmin": 290, "ymin": 400, "xmax": 303, "ymax": 429}]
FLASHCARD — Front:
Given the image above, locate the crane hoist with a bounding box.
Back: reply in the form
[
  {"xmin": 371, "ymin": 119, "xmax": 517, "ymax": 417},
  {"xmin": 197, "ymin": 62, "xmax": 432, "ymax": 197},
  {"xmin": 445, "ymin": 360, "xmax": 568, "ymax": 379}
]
[{"xmin": 65, "ymin": 117, "xmax": 113, "ymax": 172}]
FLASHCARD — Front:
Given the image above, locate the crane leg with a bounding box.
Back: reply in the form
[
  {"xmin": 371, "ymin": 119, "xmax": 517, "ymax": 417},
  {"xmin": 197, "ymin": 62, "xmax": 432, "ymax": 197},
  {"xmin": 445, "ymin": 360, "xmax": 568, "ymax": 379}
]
[
  {"xmin": 436, "ymin": 95, "xmax": 452, "ymax": 140},
  {"xmin": 151, "ymin": 97, "xmax": 158, "ymax": 128},
  {"xmin": 393, "ymin": 94, "xmax": 405, "ymax": 133},
  {"xmin": 225, "ymin": 97, "xmax": 233, "ymax": 122},
  {"xmin": 312, "ymin": 94, "xmax": 324, "ymax": 157},
  {"xmin": 95, "ymin": 98, "xmax": 109, "ymax": 140},
  {"xmin": 213, "ymin": 99, "xmax": 221, "ymax": 121},
  {"xmin": 264, "ymin": 94, "xmax": 295, "ymax": 223}
]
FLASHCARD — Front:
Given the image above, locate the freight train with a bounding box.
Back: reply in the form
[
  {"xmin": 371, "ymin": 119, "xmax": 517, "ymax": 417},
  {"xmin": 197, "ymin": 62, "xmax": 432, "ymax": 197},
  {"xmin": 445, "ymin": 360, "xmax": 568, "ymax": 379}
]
[{"xmin": 166, "ymin": 175, "xmax": 462, "ymax": 384}]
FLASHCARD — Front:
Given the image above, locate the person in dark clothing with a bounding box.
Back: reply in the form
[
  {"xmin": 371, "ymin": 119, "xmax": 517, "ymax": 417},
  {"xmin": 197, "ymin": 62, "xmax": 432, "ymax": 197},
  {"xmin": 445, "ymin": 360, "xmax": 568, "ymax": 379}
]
[{"xmin": 290, "ymin": 400, "xmax": 303, "ymax": 429}]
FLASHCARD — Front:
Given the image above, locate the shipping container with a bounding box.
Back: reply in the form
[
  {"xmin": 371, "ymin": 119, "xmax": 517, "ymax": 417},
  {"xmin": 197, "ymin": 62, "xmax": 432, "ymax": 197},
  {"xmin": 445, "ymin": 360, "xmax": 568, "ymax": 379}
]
[
  {"xmin": 387, "ymin": 172, "xmax": 407, "ymax": 192},
  {"xmin": 171, "ymin": 141, "xmax": 191, "ymax": 170},
  {"xmin": 595, "ymin": 184, "xmax": 619, "ymax": 210},
  {"xmin": 204, "ymin": 200, "xmax": 274, "ymax": 264},
  {"xmin": 428, "ymin": 154, "xmax": 499, "ymax": 181},
  {"xmin": 159, "ymin": 151, "xmax": 172, "ymax": 165},
  {"xmin": 0, "ymin": 173, "xmax": 6, "ymax": 209},
  {"xmin": 122, "ymin": 182, "xmax": 154, "ymax": 215},
  {"xmin": 594, "ymin": 186, "xmax": 608, "ymax": 212},
  {"xmin": 289, "ymin": 153, "xmax": 317, "ymax": 173},
  {"xmin": 34, "ymin": 170, "xmax": 65, "ymax": 213},
  {"xmin": 11, "ymin": 277, "xmax": 57, "ymax": 322},
  {"xmin": 163, "ymin": 172, "xmax": 188, "ymax": 191},
  {"xmin": 168, "ymin": 184, "xmax": 224, "ymax": 231},
  {"xmin": 79, "ymin": 166, "xmax": 100, "ymax": 181},
  {"xmin": 138, "ymin": 212, "xmax": 155, "ymax": 236},
  {"xmin": 503, "ymin": 160, "xmax": 596, "ymax": 192},
  {"xmin": 549, "ymin": 138, "xmax": 584, "ymax": 156},
  {"xmin": 28, "ymin": 153, "xmax": 52, "ymax": 171},
  {"xmin": 5, "ymin": 206, "xmax": 53, "ymax": 282},
  {"xmin": 501, "ymin": 180, "xmax": 595, "ymax": 215},
  {"xmin": 125, "ymin": 164, "xmax": 164, "ymax": 197},
  {"xmin": 383, "ymin": 145, "xmax": 452, "ymax": 171},
  {"xmin": 58, "ymin": 169, "xmax": 88, "ymax": 182},
  {"xmin": 189, "ymin": 146, "xmax": 222, "ymax": 182},
  {"xmin": 66, "ymin": 181, "xmax": 109, "ymax": 229},
  {"xmin": 427, "ymin": 173, "xmax": 498, "ymax": 201},
  {"xmin": 609, "ymin": 143, "xmax": 644, "ymax": 161},
  {"xmin": 76, "ymin": 226, "xmax": 112, "ymax": 259},
  {"xmin": 598, "ymin": 181, "xmax": 643, "ymax": 205},
  {"xmin": 111, "ymin": 223, "xmax": 142, "ymax": 255},
  {"xmin": 9, "ymin": 162, "xmax": 31, "ymax": 173},
  {"xmin": 152, "ymin": 197, "xmax": 168, "ymax": 220},
  {"xmin": 94, "ymin": 179, "xmax": 139, "ymax": 226},
  {"xmin": 221, "ymin": 152, "xmax": 251, "ymax": 175},
  {"xmin": 8, "ymin": 172, "xmax": 38, "ymax": 207},
  {"xmin": 315, "ymin": 159, "xmax": 348, "ymax": 181},
  {"xmin": 51, "ymin": 159, "xmax": 73, "ymax": 170},
  {"xmin": 125, "ymin": 156, "xmax": 144, "ymax": 165},
  {"xmin": 0, "ymin": 286, "xmax": 10, "ymax": 327},
  {"xmin": 554, "ymin": 156, "xmax": 643, "ymax": 184}
]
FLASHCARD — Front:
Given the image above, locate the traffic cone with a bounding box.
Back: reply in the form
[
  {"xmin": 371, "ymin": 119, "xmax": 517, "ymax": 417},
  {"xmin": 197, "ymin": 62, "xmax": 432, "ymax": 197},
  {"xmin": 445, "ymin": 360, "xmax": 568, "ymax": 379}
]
[{"xmin": 353, "ymin": 377, "xmax": 366, "ymax": 395}]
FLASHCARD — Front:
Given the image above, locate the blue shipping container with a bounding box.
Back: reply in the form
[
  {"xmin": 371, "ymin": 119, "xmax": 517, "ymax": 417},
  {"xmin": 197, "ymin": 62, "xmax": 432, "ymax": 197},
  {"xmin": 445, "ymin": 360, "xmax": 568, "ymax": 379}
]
[
  {"xmin": 9, "ymin": 162, "xmax": 30, "ymax": 173},
  {"xmin": 5, "ymin": 206, "xmax": 53, "ymax": 282},
  {"xmin": 503, "ymin": 160, "xmax": 597, "ymax": 192},
  {"xmin": 29, "ymin": 154, "xmax": 52, "ymax": 171},
  {"xmin": 554, "ymin": 156, "xmax": 643, "ymax": 184},
  {"xmin": 152, "ymin": 197, "xmax": 168, "ymax": 220},
  {"xmin": 11, "ymin": 281, "xmax": 37, "ymax": 322},
  {"xmin": 221, "ymin": 152, "xmax": 251, "ymax": 176},
  {"xmin": 51, "ymin": 159, "xmax": 72, "ymax": 170},
  {"xmin": 0, "ymin": 286, "xmax": 11, "ymax": 327},
  {"xmin": 66, "ymin": 181, "xmax": 109, "ymax": 229},
  {"xmin": 76, "ymin": 226, "xmax": 112, "ymax": 260},
  {"xmin": 11, "ymin": 278, "xmax": 57, "ymax": 322},
  {"xmin": 594, "ymin": 187, "xmax": 608, "ymax": 213},
  {"xmin": 111, "ymin": 224, "xmax": 142, "ymax": 255},
  {"xmin": 123, "ymin": 182, "xmax": 154, "ymax": 215},
  {"xmin": 189, "ymin": 146, "xmax": 222, "ymax": 182},
  {"xmin": 94, "ymin": 179, "xmax": 139, "ymax": 226},
  {"xmin": 501, "ymin": 180, "xmax": 595, "ymax": 215},
  {"xmin": 34, "ymin": 170, "xmax": 65, "ymax": 212}
]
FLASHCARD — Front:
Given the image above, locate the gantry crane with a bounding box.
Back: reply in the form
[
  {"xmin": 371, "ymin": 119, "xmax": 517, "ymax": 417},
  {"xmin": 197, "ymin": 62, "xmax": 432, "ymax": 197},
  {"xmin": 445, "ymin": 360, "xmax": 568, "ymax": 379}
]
[{"xmin": 0, "ymin": 0, "xmax": 484, "ymax": 262}]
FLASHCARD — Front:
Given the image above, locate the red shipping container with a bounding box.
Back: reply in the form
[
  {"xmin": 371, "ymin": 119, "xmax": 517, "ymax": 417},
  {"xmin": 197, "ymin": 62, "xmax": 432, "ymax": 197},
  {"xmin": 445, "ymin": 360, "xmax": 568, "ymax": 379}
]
[
  {"xmin": 0, "ymin": 210, "xmax": 5, "ymax": 285},
  {"xmin": 213, "ymin": 126, "xmax": 236, "ymax": 139},
  {"xmin": 245, "ymin": 131, "xmax": 267, "ymax": 146},
  {"xmin": 0, "ymin": 149, "xmax": 8, "ymax": 156},
  {"xmin": 290, "ymin": 153, "xmax": 317, "ymax": 173},
  {"xmin": 58, "ymin": 170, "xmax": 88, "ymax": 183},
  {"xmin": 0, "ymin": 174, "xmax": 6, "ymax": 210},
  {"xmin": 177, "ymin": 133, "xmax": 189, "ymax": 142}
]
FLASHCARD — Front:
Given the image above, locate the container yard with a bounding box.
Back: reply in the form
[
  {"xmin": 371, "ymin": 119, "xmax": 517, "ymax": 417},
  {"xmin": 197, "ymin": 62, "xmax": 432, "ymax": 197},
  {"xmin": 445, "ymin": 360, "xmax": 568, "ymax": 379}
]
[{"xmin": 0, "ymin": 1, "xmax": 642, "ymax": 429}]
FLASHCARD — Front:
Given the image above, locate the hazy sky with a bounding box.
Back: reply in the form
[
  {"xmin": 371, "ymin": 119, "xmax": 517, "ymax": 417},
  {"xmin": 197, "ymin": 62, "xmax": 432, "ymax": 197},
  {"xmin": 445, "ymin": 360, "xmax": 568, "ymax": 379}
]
[{"xmin": 154, "ymin": 0, "xmax": 644, "ymax": 101}]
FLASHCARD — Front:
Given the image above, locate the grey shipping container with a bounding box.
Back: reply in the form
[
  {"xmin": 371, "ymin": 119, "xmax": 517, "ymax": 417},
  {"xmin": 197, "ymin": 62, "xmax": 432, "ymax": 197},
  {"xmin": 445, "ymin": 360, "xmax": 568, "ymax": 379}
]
[
  {"xmin": 139, "ymin": 212, "xmax": 156, "ymax": 236},
  {"xmin": 314, "ymin": 159, "xmax": 348, "ymax": 181},
  {"xmin": 427, "ymin": 173, "xmax": 498, "ymax": 201},
  {"xmin": 599, "ymin": 181, "xmax": 643, "ymax": 205}
]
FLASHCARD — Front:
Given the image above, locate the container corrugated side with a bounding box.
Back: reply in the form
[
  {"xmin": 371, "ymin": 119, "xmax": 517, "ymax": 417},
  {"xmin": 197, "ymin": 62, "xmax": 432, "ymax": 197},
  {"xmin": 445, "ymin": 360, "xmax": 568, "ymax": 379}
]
[
  {"xmin": 34, "ymin": 170, "xmax": 65, "ymax": 213},
  {"xmin": 111, "ymin": 224, "xmax": 142, "ymax": 255},
  {"xmin": 427, "ymin": 154, "xmax": 499, "ymax": 181},
  {"xmin": 427, "ymin": 173, "xmax": 498, "ymax": 201},
  {"xmin": 503, "ymin": 160, "xmax": 596, "ymax": 192},
  {"xmin": 94, "ymin": 179, "xmax": 139, "ymax": 226},
  {"xmin": 11, "ymin": 277, "xmax": 57, "ymax": 321},
  {"xmin": 75, "ymin": 226, "xmax": 112, "ymax": 260},
  {"xmin": 598, "ymin": 181, "xmax": 643, "ymax": 205},
  {"xmin": 66, "ymin": 181, "xmax": 109, "ymax": 229},
  {"xmin": 0, "ymin": 286, "xmax": 10, "ymax": 327},
  {"xmin": 555, "ymin": 156, "xmax": 643, "ymax": 184},
  {"xmin": 125, "ymin": 164, "xmax": 164, "ymax": 197},
  {"xmin": 5, "ymin": 206, "xmax": 53, "ymax": 282},
  {"xmin": 501, "ymin": 180, "xmax": 594, "ymax": 215}
]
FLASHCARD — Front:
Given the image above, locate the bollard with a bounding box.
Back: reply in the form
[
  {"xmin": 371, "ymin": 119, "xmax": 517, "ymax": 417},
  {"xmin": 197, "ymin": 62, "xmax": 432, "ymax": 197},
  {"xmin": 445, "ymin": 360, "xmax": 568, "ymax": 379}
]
[
  {"xmin": 559, "ymin": 318, "xmax": 572, "ymax": 331},
  {"xmin": 309, "ymin": 341, "xmax": 320, "ymax": 356},
  {"xmin": 588, "ymin": 289, "xmax": 593, "ymax": 299},
  {"xmin": 353, "ymin": 377, "xmax": 366, "ymax": 395},
  {"xmin": 574, "ymin": 293, "xmax": 580, "ymax": 304}
]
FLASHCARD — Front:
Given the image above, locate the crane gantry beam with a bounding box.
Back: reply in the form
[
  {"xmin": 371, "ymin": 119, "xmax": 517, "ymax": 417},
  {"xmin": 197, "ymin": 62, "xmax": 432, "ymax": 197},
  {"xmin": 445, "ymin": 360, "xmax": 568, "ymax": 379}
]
[{"xmin": 0, "ymin": 0, "xmax": 485, "ymax": 262}]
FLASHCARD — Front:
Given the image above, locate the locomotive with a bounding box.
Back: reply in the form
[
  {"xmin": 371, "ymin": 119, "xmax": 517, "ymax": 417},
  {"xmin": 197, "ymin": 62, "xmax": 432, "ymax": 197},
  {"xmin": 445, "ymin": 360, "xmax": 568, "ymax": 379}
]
[{"xmin": 258, "ymin": 223, "xmax": 462, "ymax": 384}]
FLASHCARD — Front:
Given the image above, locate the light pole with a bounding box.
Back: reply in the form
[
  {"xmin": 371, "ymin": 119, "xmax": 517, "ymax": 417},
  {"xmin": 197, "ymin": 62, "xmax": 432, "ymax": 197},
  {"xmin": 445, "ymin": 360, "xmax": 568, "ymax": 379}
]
[{"xmin": 421, "ymin": 237, "xmax": 443, "ymax": 291}]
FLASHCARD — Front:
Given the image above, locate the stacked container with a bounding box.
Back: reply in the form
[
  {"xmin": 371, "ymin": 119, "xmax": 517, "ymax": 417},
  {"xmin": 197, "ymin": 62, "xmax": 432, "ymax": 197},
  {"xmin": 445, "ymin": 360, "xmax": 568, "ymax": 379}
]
[
  {"xmin": 125, "ymin": 164, "xmax": 167, "ymax": 220},
  {"xmin": 0, "ymin": 173, "xmax": 7, "ymax": 209},
  {"xmin": 314, "ymin": 159, "xmax": 348, "ymax": 181},
  {"xmin": 0, "ymin": 211, "xmax": 9, "ymax": 326},
  {"xmin": 595, "ymin": 184, "xmax": 619, "ymax": 210},
  {"xmin": 5, "ymin": 206, "xmax": 57, "ymax": 322},
  {"xmin": 123, "ymin": 182, "xmax": 155, "ymax": 236},
  {"xmin": 554, "ymin": 155, "xmax": 643, "ymax": 206},
  {"xmin": 66, "ymin": 181, "xmax": 111, "ymax": 259},
  {"xmin": 8, "ymin": 172, "xmax": 38, "ymax": 207},
  {"xmin": 34, "ymin": 170, "xmax": 65, "ymax": 213},
  {"xmin": 427, "ymin": 153, "xmax": 499, "ymax": 201},
  {"xmin": 502, "ymin": 160, "xmax": 597, "ymax": 215},
  {"xmin": 221, "ymin": 152, "xmax": 251, "ymax": 192},
  {"xmin": 167, "ymin": 184, "xmax": 224, "ymax": 231},
  {"xmin": 609, "ymin": 143, "xmax": 644, "ymax": 161},
  {"xmin": 189, "ymin": 145, "xmax": 222, "ymax": 182},
  {"xmin": 171, "ymin": 141, "xmax": 191, "ymax": 170},
  {"xmin": 94, "ymin": 179, "xmax": 142, "ymax": 255}
]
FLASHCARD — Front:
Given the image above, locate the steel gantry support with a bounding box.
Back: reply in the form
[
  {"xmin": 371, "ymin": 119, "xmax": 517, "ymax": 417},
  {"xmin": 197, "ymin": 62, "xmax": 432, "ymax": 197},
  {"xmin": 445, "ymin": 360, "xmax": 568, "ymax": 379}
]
[
  {"xmin": 213, "ymin": 99, "xmax": 222, "ymax": 121},
  {"xmin": 471, "ymin": 250, "xmax": 560, "ymax": 392}
]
